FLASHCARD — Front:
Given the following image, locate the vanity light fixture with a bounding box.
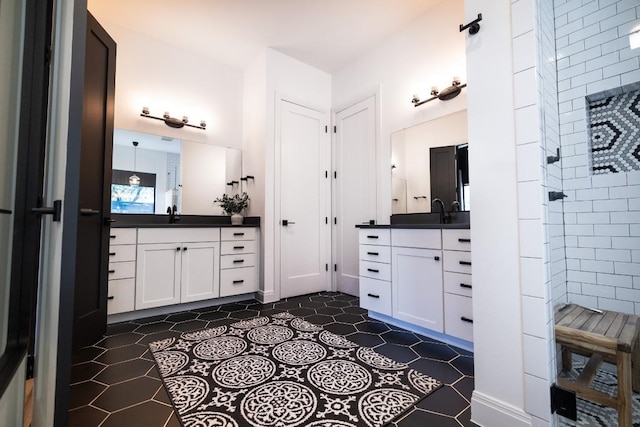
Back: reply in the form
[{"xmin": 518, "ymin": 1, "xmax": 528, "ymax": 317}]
[
  {"xmin": 411, "ymin": 78, "xmax": 467, "ymax": 107},
  {"xmin": 129, "ymin": 141, "xmax": 141, "ymax": 186},
  {"xmin": 141, "ymin": 106, "xmax": 206, "ymax": 130}
]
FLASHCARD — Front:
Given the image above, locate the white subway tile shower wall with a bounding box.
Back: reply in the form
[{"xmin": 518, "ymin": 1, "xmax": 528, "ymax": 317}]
[{"xmin": 555, "ymin": 0, "xmax": 640, "ymax": 315}]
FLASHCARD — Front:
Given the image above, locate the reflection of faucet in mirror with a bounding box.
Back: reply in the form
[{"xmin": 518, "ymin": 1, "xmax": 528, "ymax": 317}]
[
  {"xmin": 432, "ymin": 198, "xmax": 450, "ymax": 224},
  {"xmin": 450, "ymin": 200, "xmax": 460, "ymax": 212}
]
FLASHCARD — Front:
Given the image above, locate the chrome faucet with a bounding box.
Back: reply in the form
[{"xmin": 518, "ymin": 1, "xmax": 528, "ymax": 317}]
[{"xmin": 432, "ymin": 198, "xmax": 450, "ymax": 224}]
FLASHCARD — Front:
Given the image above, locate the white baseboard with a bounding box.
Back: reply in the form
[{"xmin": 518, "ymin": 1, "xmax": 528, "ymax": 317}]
[
  {"xmin": 258, "ymin": 289, "xmax": 278, "ymax": 304},
  {"xmin": 471, "ymin": 390, "xmax": 533, "ymax": 427}
]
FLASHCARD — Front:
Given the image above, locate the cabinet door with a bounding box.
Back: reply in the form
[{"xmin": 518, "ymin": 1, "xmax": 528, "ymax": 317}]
[
  {"xmin": 181, "ymin": 242, "xmax": 220, "ymax": 303},
  {"xmin": 136, "ymin": 243, "xmax": 181, "ymax": 310},
  {"xmin": 392, "ymin": 247, "xmax": 443, "ymax": 332}
]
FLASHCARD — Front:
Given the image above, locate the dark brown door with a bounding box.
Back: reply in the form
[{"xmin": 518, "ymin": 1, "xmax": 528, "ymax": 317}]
[
  {"xmin": 73, "ymin": 12, "xmax": 116, "ymax": 351},
  {"xmin": 430, "ymin": 146, "xmax": 457, "ymax": 208}
]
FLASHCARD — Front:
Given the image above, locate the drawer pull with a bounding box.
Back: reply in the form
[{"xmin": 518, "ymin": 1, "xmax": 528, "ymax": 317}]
[
  {"xmin": 107, "ymin": 296, "xmax": 114, "ymax": 300},
  {"xmin": 459, "ymin": 260, "xmax": 472, "ymax": 266},
  {"xmin": 109, "ymin": 252, "xmax": 116, "ymax": 256},
  {"xmin": 434, "ymin": 256, "xmax": 440, "ymax": 261},
  {"xmin": 233, "ymin": 280, "xmax": 244, "ymax": 284},
  {"xmin": 176, "ymin": 247, "xmax": 181, "ymax": 251},
  {"xmin": 367, "ymin": 268, "xmax": 379, "ymax": 273},
  {"xmin": 233, "ymin": 232, "xmax": 245, "ymax": 236},
  {"xmin": 461, "ymin": 316, "xmax": 473, "ymax": 323},
  {"xmin": 233, "ymin": 246, "xmax": 245, "ymax": 250},
  {"xmin": 367, "ymin": 293, "xmax": 380, "ymax": 299},
  {"xmin": 460, "ymin": 283, "xmax": 472, "ymax": 289},
  {"xmin": 366, "ymin": 235, "xmax": 379, "ymax": 239},
  {"xmin": 233, "ymin": 259, "xmax": 245, "ymax": 264},
  {"xmin": 458, "ymin": 238, "xmax": 471, "ymax": 243},
  {"xmin": 367, "ymin": 252, "xmax": 379, "ymax": 256},
  {"xmin": 109, "ymin": 235, "xmax": 116, "ymax": 239},
  {"xmin": 183, "ymin": 247, "xmax": 188, "ymax": 251},
  {"xmin": 108, "ymin": 269, "xmax": 116, "ymax": 274}
]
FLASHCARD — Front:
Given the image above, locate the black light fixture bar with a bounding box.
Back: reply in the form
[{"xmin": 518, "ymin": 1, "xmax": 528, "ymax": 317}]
[
  {"xmin": 412, "ymin": 82, "xmax": 467, "ymax": 107},
  {"xmin": 141, "ymin": 107, "xmax": 206, "ymax": 130}
]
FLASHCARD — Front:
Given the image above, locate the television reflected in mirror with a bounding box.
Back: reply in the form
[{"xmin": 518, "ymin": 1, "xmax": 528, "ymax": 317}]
[{"xmin": 111, "ymin": 170, "xmax": 157, "ymax": 214}]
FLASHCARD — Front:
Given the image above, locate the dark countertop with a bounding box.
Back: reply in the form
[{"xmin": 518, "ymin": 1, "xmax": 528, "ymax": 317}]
[
  {"xmin": 356, "ymin": 223, "xmax": 470, "ymax": 229},
  {"xmin": 111, "ymin": 214, "xmax": 260, "ymax": 228},
  {"xmin": 355, "ymin": 212, "xmax": 470, "ymax": 229}
]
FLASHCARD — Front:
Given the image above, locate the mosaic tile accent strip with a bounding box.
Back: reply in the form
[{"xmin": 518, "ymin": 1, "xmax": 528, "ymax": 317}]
[{"xmin": 588, "ymin": 90, "xmax": 640, "ymax": 175}]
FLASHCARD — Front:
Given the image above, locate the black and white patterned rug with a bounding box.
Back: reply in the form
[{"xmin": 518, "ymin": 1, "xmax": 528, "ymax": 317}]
[{"xmin": 148, "ymin": 312, "xmax": 442, "ymax": 427}]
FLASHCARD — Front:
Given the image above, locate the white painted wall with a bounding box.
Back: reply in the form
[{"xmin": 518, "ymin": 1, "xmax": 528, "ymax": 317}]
[
  {"xmin": 332, "ymin": 0, "xmax": 466, "ymax": 223},
  {"xmin": 86, "ymin": 18, "xmax": 244, "ymax": 149},
  {"xmin": 243, "ymin": 48, "xmax": 331, "ymax": 302}
]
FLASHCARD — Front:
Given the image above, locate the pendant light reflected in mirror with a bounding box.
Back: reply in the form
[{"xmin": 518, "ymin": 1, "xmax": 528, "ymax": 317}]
[{"xmin": 129, "ymin": 141, "xmax": 141, "ymax": 186}]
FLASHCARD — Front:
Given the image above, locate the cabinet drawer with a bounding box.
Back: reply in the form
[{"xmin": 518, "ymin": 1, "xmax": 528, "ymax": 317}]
[
  {"xmin": 443, "ymin": 229, "xmax": 471, "ymax": 251},
  {"xmin": 221, "ymin": 240, "xmax": 256, "ymax": 255},
  {"xmin": 221, "ymin": 253, "xmax": 257, "ymax": 269},
  {"xmin": 444, "ymin": 272, "xmax": 473, "ymax": 297},
  {"xmin": 443, "ymin": 250, "xmax": 472, "ymax": 274},
  {"xmin": 392, "ymin": 229, "xmax": 441, "ymax": 249},
  {"xmin": 359, "ymin": 260, "xmax": 391, "ymax": 281},
  {"xmin": 109, "ymin": 228, "xmax": 136, "ymax": 245},
  {"xmin": 221, "ymin": 227, "xmax": 257, "ymax": 241},
  {"xmin": 108, "ymin": 244, "xmax": 136, "ymax": 262},
  {"xmin": 359, "ymin": 245, "xmax": 391, "ymax": 263},
  {"xmin": 137, "ymin": 227, "xmax": 220, "ymax": 244},
  {"xmin": 108, "ymin": 261, "xmax": 136, "ymax": 280},
  {"xmin": 220, "ymin": 267, "xmax": 257, "ymax": 297},
  {"xmin": 107, "ymin": 278, "xmax": 135, "ymax": 315},
  {"xmin": 359, "ymin": 277, "xmax": 392, "ymax": 316},
  {"xmin": 444, "ymin": 293, "xmax": 474, "ymax": 342},
  {"xmin": 359, "ymin": 229, "xmax": 390, "ymax": 246}
]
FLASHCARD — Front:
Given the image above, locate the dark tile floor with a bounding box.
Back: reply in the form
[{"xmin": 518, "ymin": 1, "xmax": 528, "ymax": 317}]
[{"xmin": 68, "ymin": 292, "xmax": 476, "ymax": 427}]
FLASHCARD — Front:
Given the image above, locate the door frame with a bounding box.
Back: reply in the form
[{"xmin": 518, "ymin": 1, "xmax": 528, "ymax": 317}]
[{"xmin": 273, "ymin": 93, "xmax": 331, "ymax": 300}]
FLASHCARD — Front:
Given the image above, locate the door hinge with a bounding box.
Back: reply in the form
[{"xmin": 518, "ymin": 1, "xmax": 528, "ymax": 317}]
[
  {"xmin": 334, "ymin": 171, "xmax": 337, "ymax": 179},
  {"xmin": 325, "ymin": 171, "xmax": 328, "ymax": 178},
  {"xmin": 333, "ymin": 126, "xmax": 337, "ymax": 133},
  {"xmin": 334, "ymin": 217, "xmax": 337, "ymax": 225},
  {"xmin": 325, "ymin": 217, "xmax": 328, "ymax": 224},
  {"xmin": 26, "ymin": 354, "xmax": 35, "ymax": 379},
  {"xmin": 334, "ymin": 264, "xmax": 337, "ymax": 271},
  {"xmin": 325, "ymin": 125, "xmax": 328, "ymax": 133},
  {"xmin": 325, "ymin": 263, "xmax": 328, "ymax": 271},
  {"xmin": 550, "ymin": 384, "xmax": 576, "ymax": 420}
]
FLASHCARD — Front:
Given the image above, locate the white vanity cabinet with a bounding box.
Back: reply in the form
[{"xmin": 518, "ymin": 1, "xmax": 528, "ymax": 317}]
[
  {"xmin": 443, "ymin": 229, "xmax": 473, "ymax": 342},
  {"xmin": 136, "ymin": 228, "xmax": 220, "ymax": 310},
  {"xmin": 391, "ymin": 229, "xmax": 443, "ymax": 332},
  {"xmin": 107, "ymin": 228, "xmax": 137, "ymax": 315},
  {"xmin": 358, "ymin": 229, "xmax": 392, "ymax": 315},
  {"xmin": 220, "ymin": 228, "xmax": 258, "ymax": 297}
]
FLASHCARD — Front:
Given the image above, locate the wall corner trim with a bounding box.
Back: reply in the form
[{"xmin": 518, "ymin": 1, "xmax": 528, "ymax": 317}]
[{"xmin": 471, "ymin": 391, "xmax": 533, "ymax": 427}]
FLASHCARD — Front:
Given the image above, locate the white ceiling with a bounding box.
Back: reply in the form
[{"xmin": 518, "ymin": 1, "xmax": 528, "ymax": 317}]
[{"xmin": 88, "ymin": 0, "xmax": 445, "ymax": 73}]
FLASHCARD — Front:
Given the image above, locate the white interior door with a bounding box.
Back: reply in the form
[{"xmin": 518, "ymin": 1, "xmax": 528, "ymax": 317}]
[
  {"xmin": 279, "ymin": 100, "xmax": 330, "ymax": 298},
  {"xmin": 333, "ymin": 96, "xmax": 377, "ymax": 296}
]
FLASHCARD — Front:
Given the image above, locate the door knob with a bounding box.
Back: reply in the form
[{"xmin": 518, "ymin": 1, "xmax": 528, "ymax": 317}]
[
  {"xmin": 30, "ymin": 199, "xmax": 62, "ymax": 222},
  {"xmin": 282, "ymin": 219, "xmax": 296, "ymax": 226},
  {"xmin": 80, "ymin": 208, "xmax": 100, "ymax": 216}
]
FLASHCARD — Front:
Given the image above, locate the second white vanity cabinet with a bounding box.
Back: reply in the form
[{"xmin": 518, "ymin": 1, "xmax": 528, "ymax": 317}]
[
  {"xmin": 443, "ymin": 229, "xmax": 473, "ymax": 342},
  {"xmin": 220, "ymin": 228, "xmax": 258, "ymax": 297},
  {"xmin": 107, "ymin": 228, "xmax": 137, "ymax": 315},
  {"xmin": 391, "ymin": 229, "xmax": 443, "ymax": 332},
  {"xmin": 136, "ymin": 228, "xmax": 220, "ymax": 310}
]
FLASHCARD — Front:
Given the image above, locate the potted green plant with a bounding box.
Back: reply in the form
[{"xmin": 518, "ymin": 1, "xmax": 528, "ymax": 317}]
[{"xmin": 215, "ymin": 192, "xmax": 249, "ymax": 225}]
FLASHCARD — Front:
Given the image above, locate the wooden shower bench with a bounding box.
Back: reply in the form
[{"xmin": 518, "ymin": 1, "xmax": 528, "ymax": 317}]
[{"xmin": 554, "ymin": 303, "xmax": 640, "ymax": 427}]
